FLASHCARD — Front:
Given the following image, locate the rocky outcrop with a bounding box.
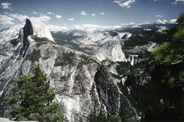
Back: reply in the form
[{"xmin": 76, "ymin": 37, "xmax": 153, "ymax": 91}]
[
  {"xmin": 96, "ymin": 40, "xmax": 127, "ymax": 62},
  {"xmin": 95, "ymin": 66, "xmax": 140, "ymax": 122},
  {"xmin": 95, "ymin": 66, "xmax": 120, "ymax": 114},
  {"xmin": 0, "ymin": 117, "xmax": 37, "ymax": 122},
  {"xmin": 22, "ymin": 19, "xmax": 33, "ymax": 57},
  {"xmin": 28, "ymin": 17, "xmax": 54, "ymax": 42}
]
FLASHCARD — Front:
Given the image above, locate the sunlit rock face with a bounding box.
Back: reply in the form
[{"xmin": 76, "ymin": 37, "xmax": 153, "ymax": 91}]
[
  {"xmin": 96, "ymin": 40, "xmax": 127, "ymax": 62},
  {"xmin": 28, "ymin": 17, "xmax": 54, "ymax": 42}
]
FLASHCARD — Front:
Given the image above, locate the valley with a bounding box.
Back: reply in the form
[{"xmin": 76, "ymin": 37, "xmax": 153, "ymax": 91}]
[{"xmin": 0, "ymin": 15, "xmax": 183, "ymax": 122}]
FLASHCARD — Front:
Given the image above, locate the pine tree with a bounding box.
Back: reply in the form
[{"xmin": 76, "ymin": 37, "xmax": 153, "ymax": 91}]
[
  {"xmin": 8, "ymin": 64, "xmax": 65, "ymax": 122},
  {"xmin": 152, "ymin": 13, "xmax": 184, "ymax": 64},
  {"xmin": 152, "ymin": 13, "xmax": 184, "ymax": 121}
]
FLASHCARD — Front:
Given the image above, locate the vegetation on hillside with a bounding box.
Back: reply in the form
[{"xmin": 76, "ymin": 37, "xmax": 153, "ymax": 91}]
[
  {"xmin": 55, "ymin": 52, "xmax": 75, "ymax": 66},
  {"xmin": 25, "ymin": 49, "xmax": 41, "ymax": 62},
  {"xmin": 89, "ymin": 114, "xmax": 122, "ymax": 122},
  {"xmin": 115, "ymin": 13, "xmax": 184, "ymax": 121}
]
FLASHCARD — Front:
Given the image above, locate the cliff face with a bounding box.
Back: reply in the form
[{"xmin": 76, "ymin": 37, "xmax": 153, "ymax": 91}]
[
  {"xmin": 22, "ymin": 19, "xmax": 33, "ymax": 57},
  {"xmin": 0, "ymin": 18, "xmax": 140, "ymax": 122},
  {"xmin": 95, "ymin": 66, "xmax": 139, "ymax": 122}
]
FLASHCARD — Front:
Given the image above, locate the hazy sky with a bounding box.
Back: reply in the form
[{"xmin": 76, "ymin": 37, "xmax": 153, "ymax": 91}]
[{"xmin": 0, "ymin": 0, "xmax": 184, "ymax": 30}]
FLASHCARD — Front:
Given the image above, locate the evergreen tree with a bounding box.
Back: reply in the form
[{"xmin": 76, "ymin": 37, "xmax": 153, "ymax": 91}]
[
  {"xmin": 152, "ymin": 13, "xmax": 184, "ymax": 65},
  {"xmin": 152, "ymin": 13, "xmax": 184, "ymax": 121},
  {"xmin": 8, "ymin": 64, "xmax": 65, "ymax": 122}
]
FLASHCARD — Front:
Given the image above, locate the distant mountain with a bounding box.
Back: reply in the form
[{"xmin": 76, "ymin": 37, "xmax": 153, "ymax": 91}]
[{"xmin": 52, "ymin": 29, "xmax": 130, "ymax": 62}]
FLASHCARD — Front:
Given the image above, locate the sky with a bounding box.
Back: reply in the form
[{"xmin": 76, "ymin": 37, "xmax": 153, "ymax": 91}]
[{"xmin": 0, "ymin": 0, "xmax": 184, "ymax": 31}]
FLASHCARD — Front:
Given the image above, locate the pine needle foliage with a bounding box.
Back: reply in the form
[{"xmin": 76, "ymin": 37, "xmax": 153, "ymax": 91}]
[
  {"xmin": 152, "ymin": 13, "xmax": 184, "ymax": 121},
  {"xmin": 8, "ymin": 64, "xmax": 65, "ymax": 122}
]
